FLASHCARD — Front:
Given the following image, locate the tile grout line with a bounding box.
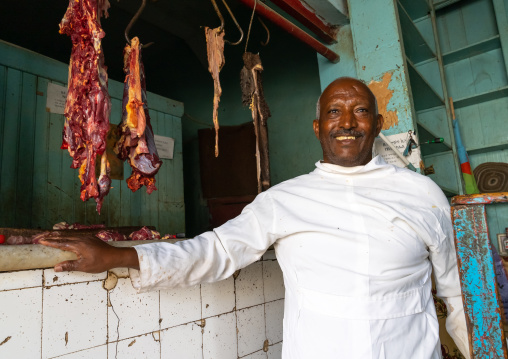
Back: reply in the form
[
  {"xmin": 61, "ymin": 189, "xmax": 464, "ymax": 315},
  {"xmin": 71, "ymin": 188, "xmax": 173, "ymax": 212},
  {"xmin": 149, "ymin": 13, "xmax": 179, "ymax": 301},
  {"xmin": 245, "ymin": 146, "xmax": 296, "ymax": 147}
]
[
  {"xmin": 40, "ymin": 270, "xmax": 45, "ymax": 359},
  {"xmin": 158, "ymin": 289, "xmax": 161, "ymax": 359},
  {"xmin": 200, "ymin": 284, "xmax": 204, "ymax": 359},
  {"xmin": 233, "ymin": 271, "xmax": 239, "ymax": 359},
  {"xmin": 106, "ymin": 273, "xmax": 109, "ymax": 359},
  {"xmin": 261, "ymin": 260, "xmax": 268, "ymax": 358}
]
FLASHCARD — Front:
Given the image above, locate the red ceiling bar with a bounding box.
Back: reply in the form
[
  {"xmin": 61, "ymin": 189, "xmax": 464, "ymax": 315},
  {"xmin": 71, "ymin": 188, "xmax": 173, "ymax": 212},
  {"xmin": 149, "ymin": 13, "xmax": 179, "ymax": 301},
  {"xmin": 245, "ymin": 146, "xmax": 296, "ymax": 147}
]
[
  {"xmin": 238, "ymin": 0, "xmax": 340, "ymax": 63},
  {"xmin": 270, "ymin": 0, "xmax": 338, "ymax": 44}
]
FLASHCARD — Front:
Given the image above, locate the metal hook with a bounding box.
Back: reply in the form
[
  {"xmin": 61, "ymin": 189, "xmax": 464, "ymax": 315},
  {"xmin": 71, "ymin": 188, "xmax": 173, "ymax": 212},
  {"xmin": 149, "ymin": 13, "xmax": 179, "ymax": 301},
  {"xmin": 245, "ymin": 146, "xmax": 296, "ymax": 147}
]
[
  {"xmin": 210, "ymin": 0, "xmax": 225, "ymax": 31},
  {"xmin": 125, "ymin": 0, "xmax": 154, "ymax": 48},
  {"xmin": 257, "ymin": 17, "xmax": 270, "ymax": 46},
  {"xmin": 209, "ymin": 0, "xmax": 244, "ymax": 46},
  {"xmin": 220, "ymin": 0, "xmax": 244, "ymax": 45}
]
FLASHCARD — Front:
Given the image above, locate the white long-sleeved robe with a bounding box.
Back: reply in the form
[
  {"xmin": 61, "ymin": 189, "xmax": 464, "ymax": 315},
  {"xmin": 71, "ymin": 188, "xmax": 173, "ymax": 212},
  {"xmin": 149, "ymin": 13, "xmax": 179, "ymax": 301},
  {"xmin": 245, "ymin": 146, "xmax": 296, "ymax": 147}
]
[{"xmin": 129, "ymin": 156, "xmax": 469, "ymax": 359}]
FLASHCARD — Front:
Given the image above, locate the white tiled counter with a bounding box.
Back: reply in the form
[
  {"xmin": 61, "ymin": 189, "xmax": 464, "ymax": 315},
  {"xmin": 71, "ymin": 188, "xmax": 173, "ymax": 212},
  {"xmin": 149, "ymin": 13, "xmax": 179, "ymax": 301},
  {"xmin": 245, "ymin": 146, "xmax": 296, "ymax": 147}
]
[{"xmin": 0, "ymin": 249, "xmax": 284, "ymax": 359}]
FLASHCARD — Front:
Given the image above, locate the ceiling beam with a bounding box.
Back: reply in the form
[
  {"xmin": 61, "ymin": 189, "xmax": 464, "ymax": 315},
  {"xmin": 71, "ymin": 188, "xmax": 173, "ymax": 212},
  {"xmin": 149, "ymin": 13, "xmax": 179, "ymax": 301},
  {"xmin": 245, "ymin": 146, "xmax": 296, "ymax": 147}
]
[
  {"xmin": 238, "ymin": 0, "xmax": 340, "ymax": 63},
  {"xmin": 269, "ymin": 0, "xmax": 340, "ymax": 44}
]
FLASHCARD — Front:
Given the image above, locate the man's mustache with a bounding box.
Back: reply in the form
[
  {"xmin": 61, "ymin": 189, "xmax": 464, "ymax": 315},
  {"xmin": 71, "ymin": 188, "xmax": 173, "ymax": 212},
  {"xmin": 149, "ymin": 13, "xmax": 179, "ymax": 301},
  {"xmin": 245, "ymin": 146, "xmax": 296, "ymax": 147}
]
[{"xmin": 330, "ymin": 130, "xmax": 364, "ymax": 137}]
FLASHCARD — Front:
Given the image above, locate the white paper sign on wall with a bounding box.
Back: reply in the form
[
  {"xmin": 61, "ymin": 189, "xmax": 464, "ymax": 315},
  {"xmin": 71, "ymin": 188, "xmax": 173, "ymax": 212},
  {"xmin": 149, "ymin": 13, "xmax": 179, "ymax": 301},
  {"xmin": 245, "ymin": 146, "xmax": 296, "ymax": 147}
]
[
  {"xmin": 46, "ymin": 82, "xmax": 68, "ymax": 114},
  {"xmin": 372, "ymin": 132, "xmax": 421, "ymax": 170},
  {"xmin": 154, "ymin": 135, "xmax": 175, "ymax": 159}
]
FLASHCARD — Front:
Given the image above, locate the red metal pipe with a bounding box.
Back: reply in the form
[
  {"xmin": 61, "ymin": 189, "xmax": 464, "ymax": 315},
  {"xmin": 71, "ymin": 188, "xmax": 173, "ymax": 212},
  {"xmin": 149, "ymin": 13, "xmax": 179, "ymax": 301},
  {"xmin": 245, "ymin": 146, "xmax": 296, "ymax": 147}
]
[
  {"xmin": 270, "ymin": 0, "xmax": 338, "ymax": 44},
  {"xmin": 238, "ymin": 0, "xmax": 340, "ymax": 63}
]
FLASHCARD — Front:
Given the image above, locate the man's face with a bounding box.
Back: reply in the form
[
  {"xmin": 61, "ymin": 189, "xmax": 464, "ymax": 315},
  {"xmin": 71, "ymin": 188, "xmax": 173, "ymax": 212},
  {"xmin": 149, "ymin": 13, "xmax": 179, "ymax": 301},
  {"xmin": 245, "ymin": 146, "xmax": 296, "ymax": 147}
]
[{"xmin": 313, "ymin": 79, "xmax": 384, "ymax": 167}]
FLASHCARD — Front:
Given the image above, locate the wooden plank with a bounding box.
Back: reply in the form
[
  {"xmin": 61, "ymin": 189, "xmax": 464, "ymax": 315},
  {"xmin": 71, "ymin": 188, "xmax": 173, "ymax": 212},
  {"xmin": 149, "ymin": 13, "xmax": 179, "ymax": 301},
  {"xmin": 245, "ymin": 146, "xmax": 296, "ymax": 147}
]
[
  {"xmin": 172, "ymin": 115, "xmax": 185, "ymax": 233},
  {"xmin": 107, "ymin": 98, "xmax": 122, "ymax": 228},
  {"xmin": 406, "ymin": 58, "xmax": 444, "ymax": 111},
  {"xmin": 0, "ymin": 40, "xmax": 68, "ymax": 84},
  {"xmin": 452, "ymin": 204, "xmax": 508, "ymax": 358},
  {"xmin": 46, "ymin": 92, "xmax": 65, "ymax": 227},
  {"xmin": 0, "ymin": 68, "xmax": 22, "ymax": 227},
  {"xmin": 399, "ymin": 0, "xmax": 429, "ymax": 20},
  {"xmin": 397, "ymin": 2, "xmax": 436, "ymax": 64},
  {"xmin": 0, "ymin": 66, "xmax": 6, "ymax": 205},
  {"xmin": 451, "ymin": 192, "xmax": 508, "ymax": 205},
  {"xmin": 443, "ymin": 35, "xmax": 501, "ymax": 65},
  {"xmin": 15, "ymin": 72, "xmax": 37, "ymax": 228},
  {"xmin": 454, "ymin": 86, "xmax": 508, "ymax": 109},
  {"xmin": 119, "ymin": 161, "xmax": 132, "ymax": 227},
  {"xmin": 157, "ymin": 113, "xmax": 171, "ymax": 235},
  {"xmin": 493, "ymin": 0, "xmax": 508, "ymax": 75},
  {"xmin": 145, "ymin": 110, "xmax": 159, "ymax": 230},
  {"xmin": 32, "ymin": 77, "xmax": 50, "ymax": 229}
]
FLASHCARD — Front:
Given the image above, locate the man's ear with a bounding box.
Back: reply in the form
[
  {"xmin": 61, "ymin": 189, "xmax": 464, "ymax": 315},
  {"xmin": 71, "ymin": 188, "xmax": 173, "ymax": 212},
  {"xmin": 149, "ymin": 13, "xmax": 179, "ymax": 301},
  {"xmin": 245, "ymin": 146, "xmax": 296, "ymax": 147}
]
[
  {"xmin": 375, "ymin": 114, "xmax": 384, "ymax": 135},
  {"xmin": 313, "ymin": 119, "xmax": 320, "ymax": 139}
]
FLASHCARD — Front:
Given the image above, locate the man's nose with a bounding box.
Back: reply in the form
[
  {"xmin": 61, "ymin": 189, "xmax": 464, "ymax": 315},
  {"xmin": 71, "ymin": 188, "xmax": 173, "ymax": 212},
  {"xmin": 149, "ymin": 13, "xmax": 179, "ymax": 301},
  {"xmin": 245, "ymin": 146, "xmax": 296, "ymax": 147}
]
[{"xmin": 339, "ymin": 110, "xmax": 357, "ymax": 129}]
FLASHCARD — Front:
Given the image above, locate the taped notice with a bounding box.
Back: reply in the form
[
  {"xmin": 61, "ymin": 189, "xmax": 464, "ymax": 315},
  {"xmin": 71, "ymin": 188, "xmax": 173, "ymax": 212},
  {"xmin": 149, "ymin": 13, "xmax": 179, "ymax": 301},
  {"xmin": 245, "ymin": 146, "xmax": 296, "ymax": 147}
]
[
  {"xmin": 154, "ymin": 135, "xmax": 175, "ymax": 159},
  {"xmin": 46, "ymin": 83, "xmax": 68, "ymax": 114},
  {"xmin": 373, "ymin": 132, "xmax": 420, "ymax": 170}
]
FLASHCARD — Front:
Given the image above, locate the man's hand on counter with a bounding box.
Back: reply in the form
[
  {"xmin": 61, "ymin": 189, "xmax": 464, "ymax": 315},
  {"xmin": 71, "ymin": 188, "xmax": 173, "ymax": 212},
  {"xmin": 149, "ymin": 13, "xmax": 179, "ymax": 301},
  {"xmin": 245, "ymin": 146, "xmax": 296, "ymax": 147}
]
[{"xmin": 39, "ymin": 236, "xmax": 140, "ymax": 273}]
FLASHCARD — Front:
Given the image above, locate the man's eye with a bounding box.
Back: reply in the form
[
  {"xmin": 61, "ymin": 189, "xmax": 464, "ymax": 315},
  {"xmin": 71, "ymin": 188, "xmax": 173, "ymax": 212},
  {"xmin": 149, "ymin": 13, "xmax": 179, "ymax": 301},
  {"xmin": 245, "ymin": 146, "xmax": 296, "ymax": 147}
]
[
  {"xmin": 328, "ymin": 109, "xmax": 338, "ymax": 114},
  {"xmin": 356, "ymin": 108, "xmax": 368, "ymax": 112}
]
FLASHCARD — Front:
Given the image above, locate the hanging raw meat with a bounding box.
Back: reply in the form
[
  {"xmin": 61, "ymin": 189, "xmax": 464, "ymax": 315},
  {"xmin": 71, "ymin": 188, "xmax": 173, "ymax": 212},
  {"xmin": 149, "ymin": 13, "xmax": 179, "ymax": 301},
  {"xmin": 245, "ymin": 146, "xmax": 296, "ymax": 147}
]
[
  {"xmin": 205, "ymin": 27, "xmax": 225, "ymax": 157},
  {"xmin": 240, "ymin": 52, "xmax": 271, "ymax": 192},
  {"xmin": 59, "ymin": 0, "xmax": 112, "ymax": 214},
  {"xmin": 115, "ymin": 37, "xmax": 162, "ymax": 194}
]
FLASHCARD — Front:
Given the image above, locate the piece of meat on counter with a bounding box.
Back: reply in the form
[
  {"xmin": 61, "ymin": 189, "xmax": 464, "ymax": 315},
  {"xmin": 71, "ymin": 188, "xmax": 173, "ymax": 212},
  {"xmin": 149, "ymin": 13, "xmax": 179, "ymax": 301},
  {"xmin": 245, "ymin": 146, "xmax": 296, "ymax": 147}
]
[
  {"xmin": 53, "ymin": 222, "xmax": 107, "ymax": 230},
  {"xmin": 96, "ymin": 230, "xmax": 127, "ymax": 242},
  {"xmin": 59, "ymin": 0, "xmax": 112, "ymax": 214},
  {"xmin": 129, "ymin": 226, "xmax": 161, "ymax": 241},
  {"xmin": 205, "ymin": 27, "xmax": 225, "ymax": 157},
  {"xmin": 6, "ymin": 232, "xmax": 54, "ymax": 245},
  {"xmin": 115, "ymin": 37, "xmax": 162, "ymax": 194}
]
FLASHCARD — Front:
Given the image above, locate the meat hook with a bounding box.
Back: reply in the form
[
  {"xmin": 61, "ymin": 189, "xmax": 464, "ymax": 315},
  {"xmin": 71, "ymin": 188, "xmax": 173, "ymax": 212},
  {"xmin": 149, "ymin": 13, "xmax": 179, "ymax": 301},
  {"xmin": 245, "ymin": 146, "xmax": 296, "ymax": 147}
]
[
  {"xmin": 210, "ymin": 0, "xmax": 244, "ymax": 46},
  {"xmin": 258, "ymin": 17, "xmax": 270, "ymax": 46},
  {"xmin": 124, "ymin": 0, "xmax": 154, "ymax": 48}
]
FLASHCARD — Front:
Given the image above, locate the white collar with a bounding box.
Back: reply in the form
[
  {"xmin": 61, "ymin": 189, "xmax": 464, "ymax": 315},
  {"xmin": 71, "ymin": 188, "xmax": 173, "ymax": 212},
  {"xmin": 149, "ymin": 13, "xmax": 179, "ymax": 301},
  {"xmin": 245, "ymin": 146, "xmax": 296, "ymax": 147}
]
[{"xmin": 314, "ymin": 156, "xmax": 393, "ymax": 176}]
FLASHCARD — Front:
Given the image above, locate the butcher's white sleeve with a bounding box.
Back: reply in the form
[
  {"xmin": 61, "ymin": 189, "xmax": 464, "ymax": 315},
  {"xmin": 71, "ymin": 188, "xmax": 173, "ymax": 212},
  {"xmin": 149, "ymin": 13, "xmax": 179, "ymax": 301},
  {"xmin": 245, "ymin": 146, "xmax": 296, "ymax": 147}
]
[
  {"xmin": 129, "ymin": 192, "xmax": 278, "ymax": 292},
  {"xmin": 428, "ymin": 207, "xmax": 470, "ymax": 359}
]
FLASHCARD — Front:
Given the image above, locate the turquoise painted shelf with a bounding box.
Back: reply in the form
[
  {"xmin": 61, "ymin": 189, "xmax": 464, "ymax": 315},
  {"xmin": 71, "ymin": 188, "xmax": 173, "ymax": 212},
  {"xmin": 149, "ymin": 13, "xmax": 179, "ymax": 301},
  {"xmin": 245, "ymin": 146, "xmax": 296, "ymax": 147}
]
[
  {"xmin": 399, "ymin": 0, "xmax": 429, "ymax": 20},
  {"xmin": 453, "ymin": 86, "xmax": 508, "ymax": 109},
  {"xmin": 434, "ymin": 0, "xmax": 462, "ymax": 10},
  {"xmin": 467, "ymin": 142, "xmax": 508, "ymax": 156},
  {"xmin": 407, "ymin": 58, "xmax": 444, "ymax": 111},
  {"xmin": 416, "ymin": 121, "xmax": 451, "ymax": 156},
  {"xmin": 398, "ymin": 2, "xmax": 436, "ymax": 64},
  {"xmin": 443, "ymin": 35, "xmax": 501, "ymax": 65}
]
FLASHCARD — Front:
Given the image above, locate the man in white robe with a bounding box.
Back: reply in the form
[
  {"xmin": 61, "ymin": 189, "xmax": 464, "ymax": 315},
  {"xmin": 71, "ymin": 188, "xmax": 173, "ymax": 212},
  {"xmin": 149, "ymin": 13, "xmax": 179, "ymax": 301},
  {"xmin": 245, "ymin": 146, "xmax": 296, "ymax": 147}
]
[{"xmin": 41, "ymin": 77, "xmax": 470, "ymax": 359}]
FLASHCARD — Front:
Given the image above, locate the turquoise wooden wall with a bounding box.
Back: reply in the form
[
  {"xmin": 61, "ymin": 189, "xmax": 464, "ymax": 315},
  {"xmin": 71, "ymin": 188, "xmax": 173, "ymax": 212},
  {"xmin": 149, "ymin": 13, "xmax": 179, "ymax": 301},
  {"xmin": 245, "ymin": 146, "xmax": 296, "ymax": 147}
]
[
  {"xmin": 433, "ymin": 0, "xmax": 508, "ymax": 244},
  {"xmin": 0, "ymin": 41, "xmax": 185, "ymax": 235}
]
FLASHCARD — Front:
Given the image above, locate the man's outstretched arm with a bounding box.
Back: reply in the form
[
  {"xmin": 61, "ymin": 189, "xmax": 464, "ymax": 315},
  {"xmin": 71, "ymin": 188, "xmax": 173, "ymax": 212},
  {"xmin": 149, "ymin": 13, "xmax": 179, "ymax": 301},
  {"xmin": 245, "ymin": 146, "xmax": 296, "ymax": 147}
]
[{"xmin": 39, "ymin": 236, "xmax": 140, "ymax": 273}]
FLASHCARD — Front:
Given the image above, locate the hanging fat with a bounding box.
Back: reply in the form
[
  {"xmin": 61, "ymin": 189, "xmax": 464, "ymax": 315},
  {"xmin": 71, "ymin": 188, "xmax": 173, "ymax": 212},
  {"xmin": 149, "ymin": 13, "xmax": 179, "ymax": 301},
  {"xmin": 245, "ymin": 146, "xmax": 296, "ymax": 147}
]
[{"xmin": 205, "ymin": 27, "xmax": 225, "ymax": 157}]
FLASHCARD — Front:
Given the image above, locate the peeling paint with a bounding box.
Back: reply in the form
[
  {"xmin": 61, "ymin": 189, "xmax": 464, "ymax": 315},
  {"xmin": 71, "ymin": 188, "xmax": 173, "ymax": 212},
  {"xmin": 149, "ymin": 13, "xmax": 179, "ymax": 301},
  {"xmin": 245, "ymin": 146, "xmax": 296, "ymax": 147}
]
[
  {"xmin": 263, "ymin": 339, "xmax": 269, "ymax": 352},
  {"xmin": 452, "ymin": 204, "xmax": 508, "ymax": 357},
  {"xmin": 368, "ymin": 72, "xmax": 398, "ymax": 130},
  {"xmin": 65, "ymin": 332, "xmax": 68, "ymax": 346},
  {"xmin": 128, "ymin": 339, "xmax": 136, "ymax": 347}
]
